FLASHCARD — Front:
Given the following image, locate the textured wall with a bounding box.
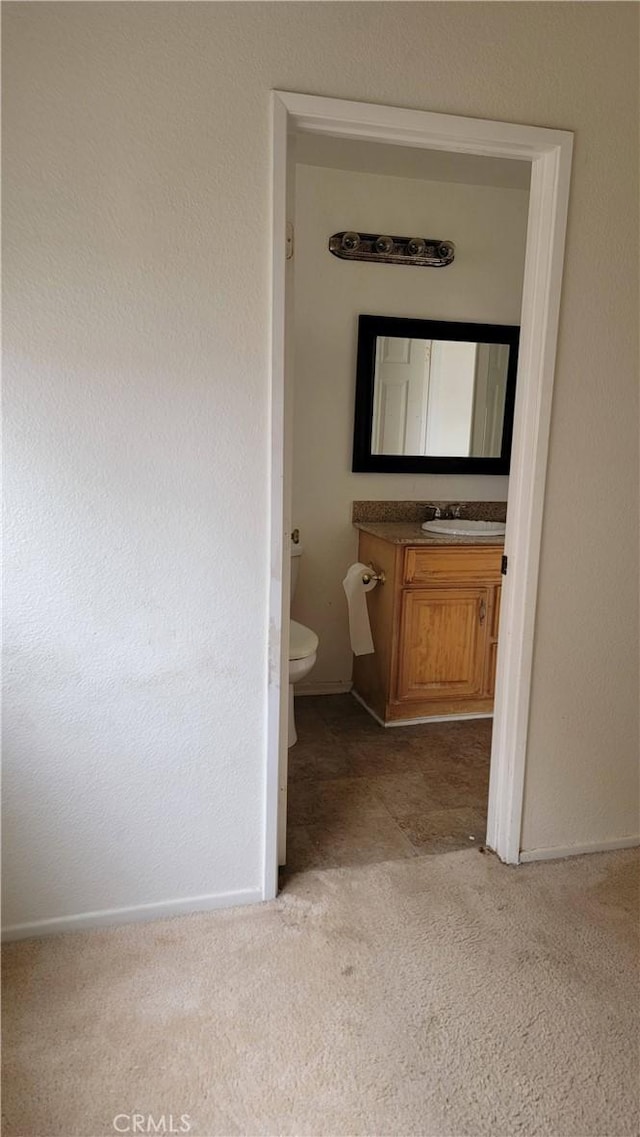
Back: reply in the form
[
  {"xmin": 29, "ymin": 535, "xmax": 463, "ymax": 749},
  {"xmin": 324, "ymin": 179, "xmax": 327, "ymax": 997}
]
[
  {"xmin": 292, "ymin": 163, "xmax": 528, "ymax": 691},
  {"xmin": 3, "ymin": 2, "xmax": 638, "ymax": 930}
]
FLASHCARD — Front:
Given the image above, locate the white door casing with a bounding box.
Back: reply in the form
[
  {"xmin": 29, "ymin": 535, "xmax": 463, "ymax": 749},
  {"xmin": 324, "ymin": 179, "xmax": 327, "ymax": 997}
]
[{"xmin": 265, "ymin": 92, "xmax": 573, "ymax": 898}]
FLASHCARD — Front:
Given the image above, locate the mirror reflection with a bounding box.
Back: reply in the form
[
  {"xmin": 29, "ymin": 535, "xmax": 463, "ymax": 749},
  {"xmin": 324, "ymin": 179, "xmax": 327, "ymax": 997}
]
[
  {"xmin": 353, "ymin": 315, "xmax": 519, "ymax": 475},
  {"xmin": 372, "ymin": 336, "xmax": 511, "ymax": 458}
]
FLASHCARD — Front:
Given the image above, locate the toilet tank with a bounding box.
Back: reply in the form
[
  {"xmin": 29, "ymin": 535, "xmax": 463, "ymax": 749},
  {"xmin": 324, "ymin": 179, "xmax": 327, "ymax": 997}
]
[{"xmin": 290, "ymin": 536, "xmax": 303, "ymax": 603}]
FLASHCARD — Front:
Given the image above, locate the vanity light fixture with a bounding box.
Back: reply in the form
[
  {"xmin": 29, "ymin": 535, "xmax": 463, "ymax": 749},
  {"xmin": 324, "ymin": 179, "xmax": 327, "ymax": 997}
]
[{"xmin": 328, "ymin": 231, "xmax": 455, "ymax": 267}]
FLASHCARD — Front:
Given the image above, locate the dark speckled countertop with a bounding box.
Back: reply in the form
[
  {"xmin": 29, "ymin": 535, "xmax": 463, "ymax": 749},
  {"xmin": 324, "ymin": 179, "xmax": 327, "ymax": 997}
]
[
  {"xmin": 353, "ymin": 520, "xmax": 505, "ymax": 546},
  {"xmin": 352, "ymin": 500, "xmax": 507, "ymax": 547}
]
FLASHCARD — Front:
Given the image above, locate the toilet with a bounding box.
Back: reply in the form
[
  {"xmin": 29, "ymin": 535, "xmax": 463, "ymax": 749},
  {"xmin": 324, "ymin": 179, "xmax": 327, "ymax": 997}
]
[{"xmin": 289, "ymin": 538, "xmax": 319, "ymax": 746}]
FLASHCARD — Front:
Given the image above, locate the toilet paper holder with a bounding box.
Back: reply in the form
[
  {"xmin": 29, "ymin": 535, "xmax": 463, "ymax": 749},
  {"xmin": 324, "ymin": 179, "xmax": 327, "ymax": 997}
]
[{"xmin": 362, "ymin": 564, "xmax": 386, "ymax": 586}]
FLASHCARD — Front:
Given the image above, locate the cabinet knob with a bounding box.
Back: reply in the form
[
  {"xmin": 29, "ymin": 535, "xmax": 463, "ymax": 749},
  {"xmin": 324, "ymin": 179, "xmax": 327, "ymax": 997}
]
[{"xmin": 479, "ymin": 599, "xmax": 487, "ymax": 624}]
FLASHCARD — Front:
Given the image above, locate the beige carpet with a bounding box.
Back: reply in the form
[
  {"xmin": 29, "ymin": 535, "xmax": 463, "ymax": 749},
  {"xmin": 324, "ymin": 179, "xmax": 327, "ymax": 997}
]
[{"xmin": 3, "ymin": 848, "xmax": 639, "ymax": 1137}]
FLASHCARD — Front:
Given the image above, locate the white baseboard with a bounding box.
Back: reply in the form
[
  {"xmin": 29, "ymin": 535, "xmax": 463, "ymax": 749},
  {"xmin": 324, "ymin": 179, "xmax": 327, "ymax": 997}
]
[
  {"xmin": 296, "ymin": 681, "xmax": 352, "ymax": 697},
  {"xmin": 386, "ymin": 711, "xmax": 494, "ymax": 728},
  {"xmin": 350, "ymin": 691, "xmax": 386, "ymax": 725},
  {"xmin": 519, "ymin": 835, "xmax": 640, "ymax": 864},
  {"xmin": 351, "ymin": 690, "xmax": 493, "ymax": 728},
  {"xmin": 1, "ymin": 885, "xmax": 263, "ymax": 942}
]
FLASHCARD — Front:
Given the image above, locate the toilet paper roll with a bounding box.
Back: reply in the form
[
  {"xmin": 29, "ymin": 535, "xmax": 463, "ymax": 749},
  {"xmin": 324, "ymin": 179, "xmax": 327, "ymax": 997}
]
[{"xmin": 342, "ymin": 562, "xmax": 377, "ymax": 656}]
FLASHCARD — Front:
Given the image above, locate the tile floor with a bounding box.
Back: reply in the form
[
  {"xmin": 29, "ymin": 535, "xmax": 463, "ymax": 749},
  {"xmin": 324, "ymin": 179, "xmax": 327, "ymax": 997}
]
[{"xmin": 283, "ymin": 694, "xmax": 491, "ymax": 876}]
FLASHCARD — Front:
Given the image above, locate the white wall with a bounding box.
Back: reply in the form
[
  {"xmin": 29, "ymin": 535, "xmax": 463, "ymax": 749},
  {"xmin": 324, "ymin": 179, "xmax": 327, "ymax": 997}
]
[
  {"xmin": 3, "ymin": 2, "xmax": 638, "ymax": 933},
  {"xmin": 292, "ymin": 164, "xmax": 528, "ymax": 691}
]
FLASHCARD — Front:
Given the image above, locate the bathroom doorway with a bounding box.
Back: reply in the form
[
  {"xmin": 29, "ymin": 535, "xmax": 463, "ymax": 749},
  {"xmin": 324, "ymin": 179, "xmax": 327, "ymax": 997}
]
[
  {"xmin": 265, "ymin": 93, "xmax": 573, "ymax": 897},
  {"xmin": 284, "ymin": 139, "xmax": 523, "ymax": 874}
]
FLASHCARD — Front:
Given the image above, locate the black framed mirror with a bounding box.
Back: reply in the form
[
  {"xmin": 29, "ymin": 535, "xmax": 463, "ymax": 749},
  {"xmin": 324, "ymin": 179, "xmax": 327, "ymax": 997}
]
[{"xmin": 352, "ymin": 315, "xmax": 520, "ymax": 475}]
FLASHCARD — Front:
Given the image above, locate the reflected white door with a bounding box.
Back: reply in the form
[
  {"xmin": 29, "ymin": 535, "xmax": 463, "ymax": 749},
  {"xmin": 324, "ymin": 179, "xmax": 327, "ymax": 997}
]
[
  {"xmin": 485, "ymin": 344, "xmax": 509, "ymax": 455},
  {"xmin": 425, "ymin": 340, "xmax": 477, "ymax": 456},
  {"xmin": 471, "ymin": 343, "xmax": 509, "ymax": 457},
  {"xmin": 372, "ymin": 337, "xmax": 431, "ymax": 455}
]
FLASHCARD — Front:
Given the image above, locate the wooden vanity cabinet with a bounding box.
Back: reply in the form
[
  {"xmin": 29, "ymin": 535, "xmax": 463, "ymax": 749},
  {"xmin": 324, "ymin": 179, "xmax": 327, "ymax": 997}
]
[{"xmin": 353, "ymin": 532, "xmax": 503, "ymax": 723}]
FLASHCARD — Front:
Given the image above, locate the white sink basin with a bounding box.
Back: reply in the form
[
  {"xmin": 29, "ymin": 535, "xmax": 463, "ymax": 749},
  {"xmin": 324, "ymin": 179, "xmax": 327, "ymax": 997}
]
[{"xmin": 421, "ymin": 519, "xmax": 506, "ymax": 537}]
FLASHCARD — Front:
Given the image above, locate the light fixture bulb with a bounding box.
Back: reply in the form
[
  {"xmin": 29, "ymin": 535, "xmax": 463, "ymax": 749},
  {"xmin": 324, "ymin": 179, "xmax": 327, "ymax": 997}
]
[
  {"xmin": 375, "ymin": 235, "xmax": 394, "ymax": 255},
  {"xmin": 341, "ymin": 231, "xmax": 360, "ymax": 252}
]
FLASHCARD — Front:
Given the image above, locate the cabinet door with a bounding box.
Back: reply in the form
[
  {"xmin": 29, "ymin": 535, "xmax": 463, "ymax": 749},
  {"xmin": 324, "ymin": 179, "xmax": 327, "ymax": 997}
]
[{"xmin": 397, "ymin": 588, "xmax": 489, "ymax": 702}]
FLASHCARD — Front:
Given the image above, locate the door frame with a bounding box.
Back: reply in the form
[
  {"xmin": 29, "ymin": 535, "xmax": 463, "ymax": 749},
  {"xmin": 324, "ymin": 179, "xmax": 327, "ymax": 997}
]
[{"xmin": 264, "ymin": 91, "xmax": 573, "ymax": 898}]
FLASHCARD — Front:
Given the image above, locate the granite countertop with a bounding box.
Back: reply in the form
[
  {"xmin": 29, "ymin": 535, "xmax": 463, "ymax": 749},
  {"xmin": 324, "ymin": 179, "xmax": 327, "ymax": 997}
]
[
  {"xmin": 351, "ymin": 501, "xmax": 507, "ymax": 546},
  {"xmin": 353, "ymin": 521, "xmax": 505, "ymax": 547}
]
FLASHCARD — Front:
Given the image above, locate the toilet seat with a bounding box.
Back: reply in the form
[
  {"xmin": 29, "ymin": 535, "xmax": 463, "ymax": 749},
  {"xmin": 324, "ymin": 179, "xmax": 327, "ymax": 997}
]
[{"xmin": 289, "ymin": 619, "xmax": 319, "ymax": 661}]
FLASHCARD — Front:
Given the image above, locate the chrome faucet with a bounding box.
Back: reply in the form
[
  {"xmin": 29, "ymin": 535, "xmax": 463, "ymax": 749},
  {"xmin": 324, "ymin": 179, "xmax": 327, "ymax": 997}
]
[{"xmin": 425, "ymin": 503, "xmax": 462, "ymax": 521}]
